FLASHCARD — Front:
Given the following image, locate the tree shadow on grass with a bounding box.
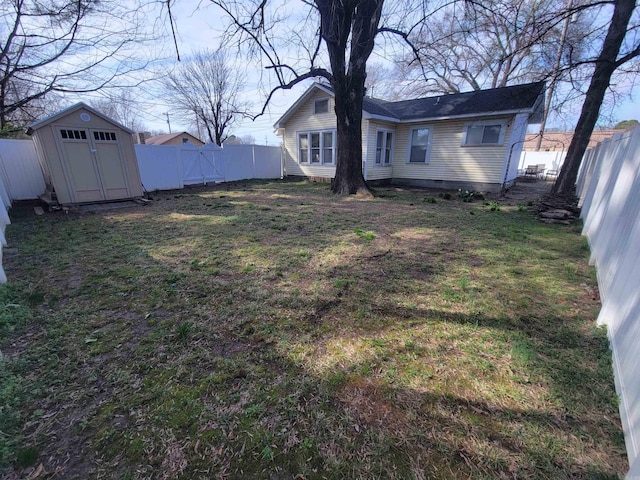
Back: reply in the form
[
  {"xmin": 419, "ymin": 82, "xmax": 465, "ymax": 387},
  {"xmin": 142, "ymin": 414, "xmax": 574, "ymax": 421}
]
[{"xmin": 0, "ymin": 184, "xmax": 627, "ymax": 479}]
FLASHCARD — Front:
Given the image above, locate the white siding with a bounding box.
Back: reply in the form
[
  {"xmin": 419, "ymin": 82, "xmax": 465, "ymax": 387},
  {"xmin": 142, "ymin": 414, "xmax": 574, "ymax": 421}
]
[
  {"xmin": 392, "ymin": 116, "xmax": 512, "ymax": 184},
  {"xmin": 502, "ymin": 113, "xmax": 529, "ymax": 183},
  {"xmin": 282, "ymin": 91, "xmax": 337, "ymax": 178},
  {"xmin": 281, "ymin": 94, "xmax": 516, "ymax": 187}
]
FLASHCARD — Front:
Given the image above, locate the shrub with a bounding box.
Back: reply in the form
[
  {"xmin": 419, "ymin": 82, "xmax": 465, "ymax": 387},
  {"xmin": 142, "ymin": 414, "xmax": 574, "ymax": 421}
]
[{"xmin": 457, "ymin": 189, "xmax": 485, "ymax": 202}]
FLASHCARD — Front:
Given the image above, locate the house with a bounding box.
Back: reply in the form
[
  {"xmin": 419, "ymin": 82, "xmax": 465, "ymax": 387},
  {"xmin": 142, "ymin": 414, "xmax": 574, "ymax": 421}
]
[
  {"xmin": 274, "ymin": 82, "xmax": 545, "ymax": 192},
  {"xmin": 27, "ymin": 103, "xmax": 143, "ymax": 205},
  {"xmin": 145, "ymin": 132, "xmax": 205, "ymax": 147},
  {"xmin": 522, "ymin": 130, "xmax": 619, "ymax": 152}
]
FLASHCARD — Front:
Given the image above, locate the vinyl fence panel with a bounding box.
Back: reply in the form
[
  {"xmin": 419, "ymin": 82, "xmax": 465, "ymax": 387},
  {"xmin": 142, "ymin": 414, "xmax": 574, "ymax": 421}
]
[
  {"xmin": 0, "ymin": 163, "xmax": 10, "ymax": 283},
  {"xmin": 181, "ymin": 145, "xmax": 224, "ymax": 185},
  {"xmin": 134, "ymin": 144, "xmax": 281, "ymax": 191},
  {"xmin": 135, "ymin": 145, "xmax": 183, "ymax": 191},
  {"xmin": 252, "ymin": 145, "xmax": 283, "ymax": 178},
  {"xmin": 222, "ymin": 144, "xmax": 282, "ymax": 181},
  {"xmin": 518, "ymin": 150, "xmax": 566, "ymax": 173},
  {"xmin": 222, "ymin": 145, "xmax": 254, "ymax": 182},
  {"xmin": 0, "ymin": 139, "xmax": 45, "ymax": 200},
  {"xmin": 576, "ymin": 125, "xmax": 640, "ymax": 477}
]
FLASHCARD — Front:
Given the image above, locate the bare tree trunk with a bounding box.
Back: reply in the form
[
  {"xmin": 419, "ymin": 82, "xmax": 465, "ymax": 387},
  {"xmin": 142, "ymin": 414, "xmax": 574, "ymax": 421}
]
[
  {"xmin": 552, "ymin": 0, "xmax": 637, "ymax": 197},
  {"xmin": 331, "ymin": 78, "xmax": 369, "ymax": 194},
  {"xmin": 316, "ymin": 0, "xmax": 382, "ymax": 195}
]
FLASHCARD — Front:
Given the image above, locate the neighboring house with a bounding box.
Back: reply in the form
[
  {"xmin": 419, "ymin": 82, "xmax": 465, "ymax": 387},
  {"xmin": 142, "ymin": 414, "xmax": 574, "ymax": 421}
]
[
  {"xmin": 145, "ymin": 132, "xmax": 205, "ymax": 147},
  {"xmin": 522, "ymin": 130, "xmax": 619, "ymax": 152},
  {"xmin": 274, "ymin": 82, "xmax": 545, "ymax": 192}
]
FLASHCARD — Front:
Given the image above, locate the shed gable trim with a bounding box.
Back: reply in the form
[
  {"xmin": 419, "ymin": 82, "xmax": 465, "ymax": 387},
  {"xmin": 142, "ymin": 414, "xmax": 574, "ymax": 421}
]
[{"xmin": 27, "ymin": 102, "xmax": 134, "ymax": 135}]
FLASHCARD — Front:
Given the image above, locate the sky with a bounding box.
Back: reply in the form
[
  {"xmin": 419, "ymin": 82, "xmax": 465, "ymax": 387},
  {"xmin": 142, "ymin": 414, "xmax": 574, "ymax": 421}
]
[{"xmin": 88, "ymin": 0, "xmax": 640, "ymax": 144}]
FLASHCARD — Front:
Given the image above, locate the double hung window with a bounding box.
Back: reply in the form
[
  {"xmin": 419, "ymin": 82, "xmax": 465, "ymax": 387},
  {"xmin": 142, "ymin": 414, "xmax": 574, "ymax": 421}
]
[
  {"xmin": 408, "ymin": 127, "xmax": 432, "ymax": 163},
  {"xmin": 463, "ymin": 121, "xmax": 506, "ymax": 145},
  {"xmin": 375, "ymin": 129, "xmax": 394, "ymax": 165},
  {"xmin": 298, "ymin": 130, "xmax": 335, "ymax": 165}
]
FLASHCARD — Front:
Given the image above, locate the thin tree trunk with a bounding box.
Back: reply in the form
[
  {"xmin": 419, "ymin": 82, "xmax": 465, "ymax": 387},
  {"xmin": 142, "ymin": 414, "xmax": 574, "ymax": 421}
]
[{"xmin": 552, "ymin": 0, "xmax": 636, "ymax": 197}]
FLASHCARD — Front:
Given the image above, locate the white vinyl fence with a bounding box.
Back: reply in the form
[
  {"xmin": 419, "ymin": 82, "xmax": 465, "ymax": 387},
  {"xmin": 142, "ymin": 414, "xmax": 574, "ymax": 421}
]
[
  {"xmin": 576, "ymin": 125, "xmax": 640, "ymax": 478},
  {"xmin": 135, "ymin": 143, "xmax": 282, "ymax": 191},
  {"xmin": 0, "ymin": 139, "xmax": 46, "ymax": 283},
  {"xmin": 0, "ymin": 140, "xmax": 45, "ymax": 200},
  {"xmin": 0, "ymin": 171, "xmax": 9, "ymax": 283},
  {"xmin": 518, "ymin": 150, "xmax": 566, "ymax": 172}
]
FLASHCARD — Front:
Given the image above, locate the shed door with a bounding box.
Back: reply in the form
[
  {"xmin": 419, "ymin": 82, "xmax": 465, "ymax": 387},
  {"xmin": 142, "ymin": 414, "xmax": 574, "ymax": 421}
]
[
  {"xmin": 90, "ymin": 129, "xmax": 130, "ymax": 200},
  {"xmin": 58, "ymin": 127, "xmax": 130, "ymax": 203},
  {"xmin": 59, "ymin": 128, "xmax": 104, "ymax": 202}
]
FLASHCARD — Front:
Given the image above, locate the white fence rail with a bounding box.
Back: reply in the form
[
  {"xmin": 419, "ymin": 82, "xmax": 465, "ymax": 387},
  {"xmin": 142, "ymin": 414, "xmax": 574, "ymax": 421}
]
[{"xmin": 576, "ymin": 125, "xmax": 640, "ymax": 477}]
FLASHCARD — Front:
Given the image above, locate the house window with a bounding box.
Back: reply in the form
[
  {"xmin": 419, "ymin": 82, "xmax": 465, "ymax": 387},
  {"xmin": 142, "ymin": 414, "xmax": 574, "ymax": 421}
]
[
  {"xmin": 463, "ymin": 121, "xmax": 506, "ymax": 145},
  {"xmin": 299, "ymin": 134, "xmax": 309, "ymax": 163},
  {"xmin": 298, "ymin": 130, "xmax": 335, "ymax": 165},
  {"xmin": 322, "ymin": 132, "xmax": 333, "ymax": 164},
  {"xmin": 311, "ymin": 133, "xmax": 320, "ymax": 163},
  {"xmin": 408, "ymin": 127, "xmax": 432, "ymax": 163},
  {"xmin": 314, "ymin": 98, "xmax": 329, "ymax": 114},
  {"xmin": 375, "ymin": 129, "xmax": 394, "ymax": 165}
]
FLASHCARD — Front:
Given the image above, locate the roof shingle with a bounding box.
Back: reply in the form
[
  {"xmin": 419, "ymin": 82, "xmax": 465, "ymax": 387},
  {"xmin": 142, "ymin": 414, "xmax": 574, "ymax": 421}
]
[{"xmin": 364, "ymin": 82, "xmax": 545, "ymax": 121}]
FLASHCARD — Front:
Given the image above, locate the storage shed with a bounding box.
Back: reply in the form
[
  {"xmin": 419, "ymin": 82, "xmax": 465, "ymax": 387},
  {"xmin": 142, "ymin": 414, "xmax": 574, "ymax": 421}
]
[{"xmin": 27, "ymin": 103, "xmax": 143, "ymax": 205}]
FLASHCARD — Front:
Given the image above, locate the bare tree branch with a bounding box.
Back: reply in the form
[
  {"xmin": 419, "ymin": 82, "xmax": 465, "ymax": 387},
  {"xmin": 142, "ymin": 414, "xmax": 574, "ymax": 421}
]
[
  {"xmin": 0, "ymin": 0, "xmax": 158, "ymax": 129},
  {"xmin": 161, "ymin": 49, "xmax": 251, "ymax": 145}
]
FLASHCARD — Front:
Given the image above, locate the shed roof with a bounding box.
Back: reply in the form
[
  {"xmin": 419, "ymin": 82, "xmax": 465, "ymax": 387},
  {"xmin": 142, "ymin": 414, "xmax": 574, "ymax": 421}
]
[
  {"xmin": 274, "ymin": 81, "xmax": 545, "ymax": 128},
  {"xmin": 26, "ymin": 102, "xmax": 134, "ymax": 135}
]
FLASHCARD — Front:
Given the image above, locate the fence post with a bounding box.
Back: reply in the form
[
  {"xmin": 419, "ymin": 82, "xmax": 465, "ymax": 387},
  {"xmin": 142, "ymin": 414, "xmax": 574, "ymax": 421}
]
[{"xmin": 252, "ymin": 146, "xmax": 256, "ymax": 178}]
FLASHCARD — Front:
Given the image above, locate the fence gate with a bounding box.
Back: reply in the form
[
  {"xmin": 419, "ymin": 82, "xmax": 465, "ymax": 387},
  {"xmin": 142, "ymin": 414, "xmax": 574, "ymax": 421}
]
[{"xmin": 181, "ymin": 146, "xmax": 225, "ymax": 185}]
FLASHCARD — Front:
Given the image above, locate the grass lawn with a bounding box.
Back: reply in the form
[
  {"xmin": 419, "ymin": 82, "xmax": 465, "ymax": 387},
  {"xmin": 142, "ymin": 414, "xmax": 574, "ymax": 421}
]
[{"xmin": 0, "ymin": 180, "xmax": 627, "ymax": 479}]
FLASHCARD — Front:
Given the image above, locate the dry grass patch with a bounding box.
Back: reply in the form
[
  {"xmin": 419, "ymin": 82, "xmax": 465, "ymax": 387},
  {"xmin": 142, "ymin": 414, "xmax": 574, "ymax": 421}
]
[{"xmin": 0, "ymin": 179, "xmax": 627, "ymax": 479}]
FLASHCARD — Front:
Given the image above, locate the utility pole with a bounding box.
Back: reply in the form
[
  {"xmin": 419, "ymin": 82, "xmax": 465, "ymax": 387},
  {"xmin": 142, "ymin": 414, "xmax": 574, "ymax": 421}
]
[
  {"xmin": 536, "ymin": 0, "xmax": 573, "ymax": 151},
  {"xmin": 164, "ymin": 112, "xmax": 172, "ymax": 133},
  {"xmin": 195, "ymin": 110, "xmax": 202, "ymax": 140}
]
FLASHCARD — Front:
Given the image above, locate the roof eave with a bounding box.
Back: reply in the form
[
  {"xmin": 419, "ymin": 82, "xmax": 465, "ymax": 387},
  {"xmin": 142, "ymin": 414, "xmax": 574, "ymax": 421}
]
[
  {"xmin": 362, "ymin": 111, "xmax": 400, "ymax": 122},
  {"xmin": 395, "ymin": 108, "xmax": 536, "ymax": 124},
  {"xmin": 27, "ymin": 102, "xmax": 135, "ymax": 135}
]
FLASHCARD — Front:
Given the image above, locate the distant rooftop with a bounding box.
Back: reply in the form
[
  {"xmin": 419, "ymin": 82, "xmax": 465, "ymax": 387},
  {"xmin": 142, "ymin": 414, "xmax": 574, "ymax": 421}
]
[
  {"xmin": 523, "ymin": 130, "xmax": 620, "ymax": 151},
  {"xmin": 145, "ymin": 132, "xmax": 204, "ymax": 145}
]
